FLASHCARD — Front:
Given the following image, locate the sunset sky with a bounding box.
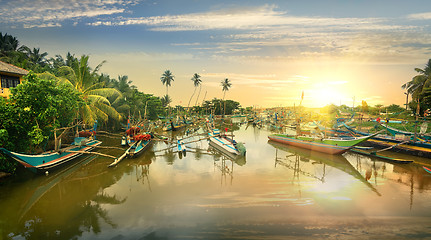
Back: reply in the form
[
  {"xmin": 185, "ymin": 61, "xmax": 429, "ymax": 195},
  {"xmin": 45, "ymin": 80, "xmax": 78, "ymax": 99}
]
[{"xmin": 2, "ymin": 0, "xmax": 431, "ymax": 108}]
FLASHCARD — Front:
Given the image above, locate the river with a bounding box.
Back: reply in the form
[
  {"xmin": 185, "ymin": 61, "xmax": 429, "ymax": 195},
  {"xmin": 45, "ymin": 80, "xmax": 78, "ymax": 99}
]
[{"xmin": 1, "ymin": 118, "xmax": 431, "ymax": 239}]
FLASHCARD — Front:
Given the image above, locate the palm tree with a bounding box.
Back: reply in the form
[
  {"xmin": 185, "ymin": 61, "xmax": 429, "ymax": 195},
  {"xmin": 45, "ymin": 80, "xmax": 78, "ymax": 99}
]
[
  {"xmin": 221, "ymin": 78, "xmax": 232, "ymax": 116},
  {"xmin": 187, "ymin": 73, "xmax": 202, "ymax": 110},
  {"xmin": 56, "ymin": 55, "xmax": 122, "ymax": 124},
  {"xmin": 160, "ymin": 70, "xmax": 174, "ymax": 97},
  {"xmin": 402, "ymin": 59, "xmax": 431, "ymax": 116},
  {"xmin": 160, "ymin": 70, "xmax": 174, "ymax": 114}
]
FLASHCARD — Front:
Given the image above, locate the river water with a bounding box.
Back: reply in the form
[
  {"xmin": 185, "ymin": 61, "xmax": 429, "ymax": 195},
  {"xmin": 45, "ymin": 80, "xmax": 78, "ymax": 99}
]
[{"xmin": 1, "ymin": 118, "xmax": 431, "ymax": 239}]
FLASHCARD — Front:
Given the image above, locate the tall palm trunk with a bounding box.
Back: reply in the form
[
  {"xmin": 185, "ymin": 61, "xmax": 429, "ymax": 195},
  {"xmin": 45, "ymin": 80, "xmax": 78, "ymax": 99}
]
[
  {"xmin": 223, "ymin": 91, "xmax": 226, "ymax": 116},
  {"xmin": 187, "ymin": 87, "xmax": 197, "ymax": 110},
  {"xmin": 195, "ymin": 85, "xmax": 202, "ymax": 106}
]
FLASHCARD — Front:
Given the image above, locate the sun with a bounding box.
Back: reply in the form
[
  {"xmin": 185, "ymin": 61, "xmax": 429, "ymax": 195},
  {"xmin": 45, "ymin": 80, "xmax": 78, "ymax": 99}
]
[{"xmin": 307, "ymin": 87, "xmax": 348, "ymax": 108}]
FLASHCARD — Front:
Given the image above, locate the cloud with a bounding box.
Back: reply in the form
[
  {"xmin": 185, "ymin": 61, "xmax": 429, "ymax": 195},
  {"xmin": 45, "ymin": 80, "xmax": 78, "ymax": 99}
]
[
  {"xmin": 88, "ymin": 4, "xmax": 389, "ymax": 32},
  {"xmin": 407, "ymin": 12, "xmax": 431, "ymax": 20},
  {"xmin": 85, "ymin": 4, "xmax": 429, "ymax": 64},
  {"xmin": 0, "ymin": 0, "xmax": 133, "ymax": 28}
]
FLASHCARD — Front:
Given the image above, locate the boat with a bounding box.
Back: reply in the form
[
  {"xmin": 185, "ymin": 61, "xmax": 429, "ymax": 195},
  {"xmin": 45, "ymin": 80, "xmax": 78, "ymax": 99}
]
[
  {"xmin": 267, "ymin": 132, "xmax": 378, "ymax": 155},
  {"xmin": 342, "ymin": 122, "xmax": 431, "ymax": 158},
  {"xmin": 0, "ymin": 136, "xmax": 102, "ymax": 173},
  {"xmin": 208, "ymin": 129, "xmax": 246, "ymax": 156},
  {"xmin": 348, "ymin": 148, "xmax": 414, "ymax": 164},
  {"xmin": 124, "ymin": 132, "xmax": 153, "ymax": 158},
  {"xmin": 379, "ymin": 122, "xmax": 431, "ymax": 141},
  {"xmin": 423, "ymin": 166, "xmax": 431, "ymax": 174}
]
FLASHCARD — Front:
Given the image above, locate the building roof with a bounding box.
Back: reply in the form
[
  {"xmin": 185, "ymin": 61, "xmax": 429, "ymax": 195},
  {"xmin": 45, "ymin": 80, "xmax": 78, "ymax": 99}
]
[{"xmin": 0, "ymin": 60, "xmax": 29, "ymax": 76}]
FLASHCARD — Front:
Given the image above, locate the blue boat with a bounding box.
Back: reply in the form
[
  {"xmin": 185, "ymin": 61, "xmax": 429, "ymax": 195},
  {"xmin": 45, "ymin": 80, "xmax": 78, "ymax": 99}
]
[{"xmin": 0, "ymin": 137, "xmax": 102, "ymax": 173}]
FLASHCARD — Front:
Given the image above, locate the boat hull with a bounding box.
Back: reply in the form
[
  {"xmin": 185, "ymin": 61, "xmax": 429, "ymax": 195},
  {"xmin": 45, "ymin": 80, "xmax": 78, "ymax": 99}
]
[
  {"xmin": 0, "ymin": 139, "xmax": 102, "ymax": 173},
  {"xmin": 268, "ymin": 135, "xmax": 349, "ymax": 154},
  {"xmin": 208, "ymin": 132, "xmax": 240, "ymax": 155},
  {"xmin": 127, "ymin": 139, "xmax": 152, "ymax": 157}
]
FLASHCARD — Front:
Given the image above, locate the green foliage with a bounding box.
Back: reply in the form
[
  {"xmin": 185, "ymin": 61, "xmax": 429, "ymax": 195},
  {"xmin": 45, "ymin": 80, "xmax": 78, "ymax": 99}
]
[
  {"xmin": 386, "ymin": 104, "xmax": 404, "ymax": 113},
  {"xmin": 11, "ymin": 71, "xmax": 83, "ymax": 128},
  {"xmin": 202, "ymin": 98, "xmax": 241, "ymax": 115},
  {"xmin": 28, "ymin": 126, "xmax": 47, "ymax": 145}
]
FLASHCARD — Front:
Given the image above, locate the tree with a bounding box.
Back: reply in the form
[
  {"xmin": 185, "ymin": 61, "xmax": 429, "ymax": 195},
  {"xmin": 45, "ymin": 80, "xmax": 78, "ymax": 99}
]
[
  {"xmin": 7, "ymin": 71, "xmax": 83, "ymax": 152},
  {"xmin": 194, "ymin": 74, "xmax": 203, "ymax": 106},
  {"xmin": 202, "ymin": 98, "xmax": 240, "ymax": 115},
  {"xmin": 187, "ymin": 73, "xmax": 201, "ymax": 109},
  {"xmin": 56, "ymin": 55, "xmax": 121, "ymax": 124},
  {"xmin": 161, "ymin": 94, "xmax": 172, "ymax": 108},
  {"xmin": 402, "ymin": 59, "xmax": 431, "ymax": 117},
  {"xmin": 160, "ymin": 70, "xmax": 174, "ymax": 99},
  {"xmin": 20, "ymin": 46, "xmax": 48, "ymax": 72},
  {"xmin": 160, "ymin": 70, "xmax": 174, "ymax": 114},
  {"xmin": 221, "ymin": 78, "xmax": 232, "ymax": 116}
]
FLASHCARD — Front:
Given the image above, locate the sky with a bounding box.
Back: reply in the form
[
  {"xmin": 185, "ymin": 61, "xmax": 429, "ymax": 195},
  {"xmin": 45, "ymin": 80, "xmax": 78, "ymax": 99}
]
[{"xmin": 1, "ymin": 0, "xmax": 431, "ymax": 108}]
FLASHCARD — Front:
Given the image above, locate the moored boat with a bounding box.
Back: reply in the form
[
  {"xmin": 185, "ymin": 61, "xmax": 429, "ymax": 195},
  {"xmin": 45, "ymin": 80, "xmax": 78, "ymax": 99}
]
[
  {"xmin": 268, "ymin": 132, "xmax": 377, "ymax": 155},
  {"xmin": 208, "ymin": 129, "xmax": 246, "ymax": 156},
  {"xmin": 0, "ymin": 137, "xmax": 102, "ymax": 173}
]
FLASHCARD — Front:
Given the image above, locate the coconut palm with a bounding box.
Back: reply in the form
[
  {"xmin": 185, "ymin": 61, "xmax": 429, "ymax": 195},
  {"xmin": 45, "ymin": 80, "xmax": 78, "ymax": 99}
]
[
  {"xmin": 160, "ymin": 70, "xmax": 174, "ymax": 114},
  {"xmin": 161, "ymin": 94, "xmax": 172, "ymax": 108},
  {"xmin": 221, "ymin": 78, "xmax": 232, "ymax": 116},
  {"xmin": 56, "ymin": 55, "xmax": 122, "ymax": 124},
  {"xmin": 402, "ymin": 59, "xmax": 431, "ymax": 116},
  {"xmin": 160, "ymin": 70, "xmax": 174, "ymax": 98},
  {"xmin": 187, "ymin": 73, "xmax": 202, "ymax": 109}
]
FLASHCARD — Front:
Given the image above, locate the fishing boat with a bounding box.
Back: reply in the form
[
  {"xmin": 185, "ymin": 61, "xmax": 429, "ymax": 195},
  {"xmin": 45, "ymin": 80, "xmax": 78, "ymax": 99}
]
[
  {"xmin": 0, "ymin": 136, "xmax": 102, "ymax": 173},
  {"xmin": 379, "ymin": 122, "xmax": 431, "ymax": 141},
  {"xmin": 268, "ymin": 132, "xmax": 378, "ymax": 155},
  {"xmin": 342, "ymin": 122, "xmax": 431, "ymax": 158},
  {"xmin": 208, "ymin": 129, "xmax": 246, "ymax": 156},
  {"xmin": 348, "ymin": 148, "xmax": 414, "ymax": 164}
]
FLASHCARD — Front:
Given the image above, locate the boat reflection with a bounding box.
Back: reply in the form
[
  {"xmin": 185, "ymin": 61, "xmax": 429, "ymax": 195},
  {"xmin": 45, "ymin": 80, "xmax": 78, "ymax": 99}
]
[
  {"xmin": 208, "ymin": 141, "xmax": 246, "ymax": 186},
  {"xmin": 268, "ymin": 140, "xmax": 382, "ymax": 196},
  {"xmin": 346, "ymin": 151, "xmax": 431, "ymax": 210},
  {"xmin": 1, "ymin": 154, "xmax": 129, "ymax": 239}
]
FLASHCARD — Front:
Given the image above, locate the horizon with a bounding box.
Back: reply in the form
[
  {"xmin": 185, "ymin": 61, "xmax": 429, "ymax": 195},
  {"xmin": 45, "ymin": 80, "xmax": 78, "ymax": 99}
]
[{"xmin": 2, "ymin": 0, "xmax": 431, "ymax": 108}]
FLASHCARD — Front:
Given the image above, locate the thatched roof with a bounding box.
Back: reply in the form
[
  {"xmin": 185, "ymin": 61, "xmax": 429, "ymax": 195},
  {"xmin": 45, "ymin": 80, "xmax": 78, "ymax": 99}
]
[{"xmin": 0, "ymin": 60, "xmax": 29, "ymax": 76}]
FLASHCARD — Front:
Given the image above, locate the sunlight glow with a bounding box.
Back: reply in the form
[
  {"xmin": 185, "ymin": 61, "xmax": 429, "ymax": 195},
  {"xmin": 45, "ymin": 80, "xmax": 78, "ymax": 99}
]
[{"xmin": 306, "ymin": 87, "xmax": 348, "ymax": 108}]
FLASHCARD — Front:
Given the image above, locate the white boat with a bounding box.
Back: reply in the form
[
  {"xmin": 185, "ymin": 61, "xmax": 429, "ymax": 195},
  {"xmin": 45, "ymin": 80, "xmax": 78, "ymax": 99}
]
[{"xmin": 208, "ymin": 129, "xmax": 246, "ymax": 156}]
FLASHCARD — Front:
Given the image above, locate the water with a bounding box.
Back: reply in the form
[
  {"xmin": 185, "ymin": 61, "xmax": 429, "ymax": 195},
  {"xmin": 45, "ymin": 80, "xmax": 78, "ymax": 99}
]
[{"xmin": 1, "ymin": 119, "xmax": 431, "ymax": 239}]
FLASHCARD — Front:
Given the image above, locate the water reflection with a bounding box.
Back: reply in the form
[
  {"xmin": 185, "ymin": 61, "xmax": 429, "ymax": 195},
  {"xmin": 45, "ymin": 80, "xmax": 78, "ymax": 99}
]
[
  {"xmin": 207, "ymin": 142, "xmax": 247, "ymax": 186},
  {"xmin": 3, "ymin": 125, "xmax": 431, "ymax": 239},
  {"xmin": 345, "ymin": 151, "xmax": 431, "ymax": 210},
  {"xmin": 269, "ymin": 140, "xmax": 382, "ymax": 196},
  {"xmin": 1, "ymin": 155, "xmax": 129, "ymax": 239}
]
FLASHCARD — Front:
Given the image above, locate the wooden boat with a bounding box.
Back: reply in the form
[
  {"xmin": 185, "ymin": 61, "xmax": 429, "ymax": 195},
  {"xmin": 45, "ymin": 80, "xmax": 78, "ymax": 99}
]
[
  {"xmin": 124, "ymin": 133, "xmax": 152, "ymax": 158},
  {"xmin": 268, "ymin": 132, "xmax": 378, "ymax": 155},
  {"xmin": 349, "ymin": 148, "xmax": 414, "ymax": 164},
  {"xmin": 208, "ymin": 129, "xmax": 246, "ymax": 156},
  {"xmin": 342, "ymin": 122, "xmax": 431, "ymax": 158},
  {"xmin": 109, "ymin": 128, "xmax": 153, "ymax": 167},
  {"xmin": 379, "ymin": 123, "xmax": 431, "ymax": 141},
  {"xmin": 0, "ymin": 137, "xmax": 102, "ymax": 173}
]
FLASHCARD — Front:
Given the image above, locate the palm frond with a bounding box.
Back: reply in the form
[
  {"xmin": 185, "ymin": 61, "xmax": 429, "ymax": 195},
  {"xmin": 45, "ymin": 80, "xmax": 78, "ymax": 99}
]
[
  {"xmin": 95, "ymin": 102, "xmax": 122, "ymax": 121},
  {"xmin": 87, "ymin": 87, "xmax": 121, "ymax": 98},
  {"xmin": 87, "ymin": 95, "xmax": 111, "ymax": 105}
]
